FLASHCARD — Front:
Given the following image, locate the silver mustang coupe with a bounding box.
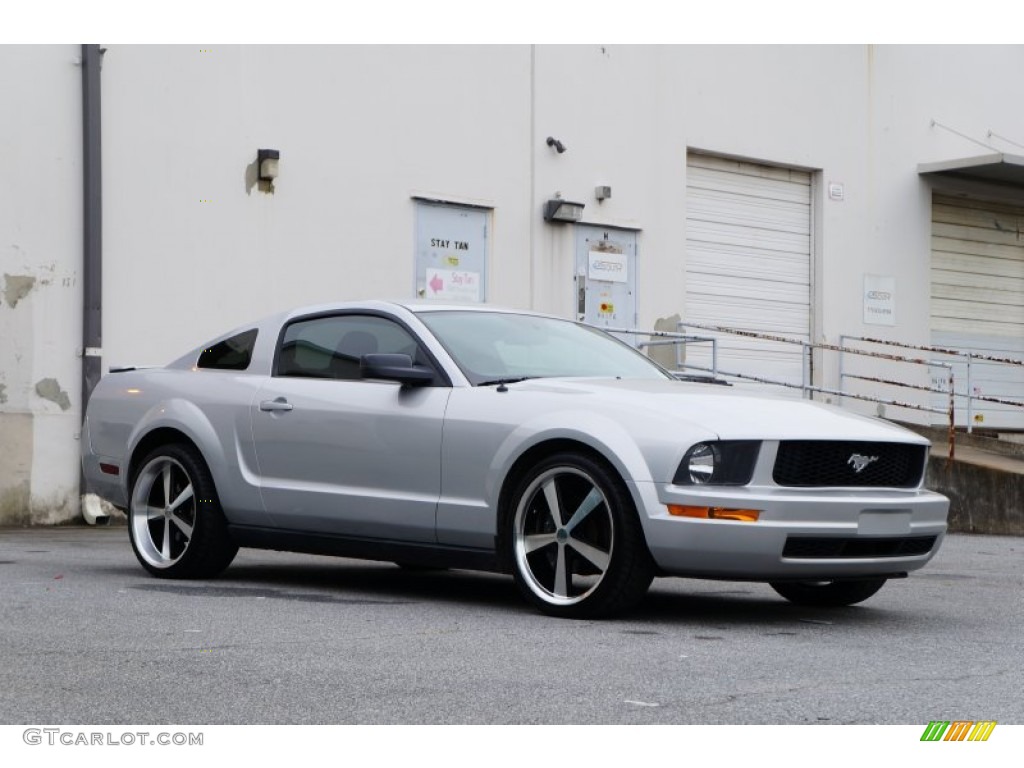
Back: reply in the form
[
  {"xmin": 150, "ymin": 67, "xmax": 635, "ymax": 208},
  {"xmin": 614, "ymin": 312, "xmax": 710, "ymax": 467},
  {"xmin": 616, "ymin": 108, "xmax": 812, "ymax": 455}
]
[{"xmin": 82, "ymin": 301, "xmax": 949, "ymax": 617}]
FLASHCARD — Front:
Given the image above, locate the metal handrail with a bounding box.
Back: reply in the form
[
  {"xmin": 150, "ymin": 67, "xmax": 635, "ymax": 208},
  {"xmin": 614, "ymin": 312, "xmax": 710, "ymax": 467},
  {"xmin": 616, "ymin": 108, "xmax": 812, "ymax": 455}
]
[
  {"xmin": 841, "ymin": 335, "xmax": 1024, "ymax": 434},
  {"xmin": 600, "ymin": 324, "xmax": 959, "ymax": 458},
  {"xmin": 606, "ymin": 319, "xmax": 1024, "ymax": 456},
  {"xmin": 842, "ymin": 335, "xmax": 1024, "ymax": 367}
]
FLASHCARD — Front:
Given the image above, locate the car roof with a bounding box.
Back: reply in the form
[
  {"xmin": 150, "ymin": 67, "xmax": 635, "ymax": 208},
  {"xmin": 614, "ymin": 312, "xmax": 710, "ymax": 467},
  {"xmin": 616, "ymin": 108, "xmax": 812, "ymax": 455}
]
[
  {"xmin": 275, "ymin": 300, "xmax": 556, "ymax": 321},
  {"xmin": 401, "ymin": 301, "xmax": 553, "ymax": 316}
]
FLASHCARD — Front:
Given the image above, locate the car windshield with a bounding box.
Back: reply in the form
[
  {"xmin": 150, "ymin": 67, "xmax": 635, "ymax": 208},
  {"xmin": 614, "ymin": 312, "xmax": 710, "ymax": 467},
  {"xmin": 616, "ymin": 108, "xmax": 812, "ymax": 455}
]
[{"xmin": 417, "ymin": 310, "xmax": 671, "ymax": 385}]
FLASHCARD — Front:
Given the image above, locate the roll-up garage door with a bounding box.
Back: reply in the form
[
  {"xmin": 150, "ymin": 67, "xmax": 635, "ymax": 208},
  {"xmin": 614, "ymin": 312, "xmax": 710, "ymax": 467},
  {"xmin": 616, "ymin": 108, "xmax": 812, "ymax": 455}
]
[
  {"xmin": 684, "ymin": 154, "xmax": 812, "ymax": 395},
  {"xmin": 931, "ymin": 194, "xmax": 1024, "ymax": 429}
]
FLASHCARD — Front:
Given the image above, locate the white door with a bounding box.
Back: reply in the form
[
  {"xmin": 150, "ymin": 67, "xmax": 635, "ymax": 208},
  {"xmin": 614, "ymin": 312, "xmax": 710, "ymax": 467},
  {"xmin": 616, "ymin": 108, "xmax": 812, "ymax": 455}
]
[
  {"xmin": 685, "ymin": 153, "xmax": 812, "ymax": 394},
  {"xmin": 931, "ymin": 193, "xmax": 1024, "ymax": 429}
]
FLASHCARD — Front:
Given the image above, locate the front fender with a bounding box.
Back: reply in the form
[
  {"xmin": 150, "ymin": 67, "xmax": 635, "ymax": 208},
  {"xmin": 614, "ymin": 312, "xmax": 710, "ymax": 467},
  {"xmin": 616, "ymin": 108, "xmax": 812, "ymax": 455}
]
[
  {"xmin": 436, "ymin": 389, "xmax": 720, "ymax": 549},
  {"xmin": 489, "ymin": 410, "xmax": 656, "ymax": 499}
]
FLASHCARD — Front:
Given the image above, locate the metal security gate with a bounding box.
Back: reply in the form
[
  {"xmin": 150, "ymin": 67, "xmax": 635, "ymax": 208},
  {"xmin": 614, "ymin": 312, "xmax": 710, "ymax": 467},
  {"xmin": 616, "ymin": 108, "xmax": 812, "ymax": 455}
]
[
  {"xmin": 930, "ymin": 193, "xmax": 1024, "ymax": 429},
  {"xmin": 414, "ymin": 200, "xmax": 489, "ymax": 303},
  {"xmin": 575, "ymin": 226, "xmax": 637, "ymax": 341},
  {"xmin": 684, "ymin": 153, "xmax": 812, "ymax": 394}
]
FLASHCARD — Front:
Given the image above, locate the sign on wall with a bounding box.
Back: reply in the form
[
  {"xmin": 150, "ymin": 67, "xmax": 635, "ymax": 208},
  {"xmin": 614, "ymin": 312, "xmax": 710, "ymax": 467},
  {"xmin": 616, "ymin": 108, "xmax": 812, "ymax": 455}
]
[
  {"xmin": 864, "ymin": 274, "xmax": 896, "ymax": 326},
  {"xmin": 587, "ymin": 250, "xmax": 628, "ymax": 283},
  {"xmin": 415, "ymin": 201, "xmax": 488, "ymax": 302}
]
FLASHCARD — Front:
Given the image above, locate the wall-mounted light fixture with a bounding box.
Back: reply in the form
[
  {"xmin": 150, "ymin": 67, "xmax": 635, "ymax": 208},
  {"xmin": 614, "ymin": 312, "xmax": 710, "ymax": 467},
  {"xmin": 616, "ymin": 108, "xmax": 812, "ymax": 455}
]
[
  {"xmin": 257, "ymin": 149, "xmax": 280, "ymax": 182},
  {"xmin": 543, "ymin": 198, "xmax": 585, "ymax": 223}
]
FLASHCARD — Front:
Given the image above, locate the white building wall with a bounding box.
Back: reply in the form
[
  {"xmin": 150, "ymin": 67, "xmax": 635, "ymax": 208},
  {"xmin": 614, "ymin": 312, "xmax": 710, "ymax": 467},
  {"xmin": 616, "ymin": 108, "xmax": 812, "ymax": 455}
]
[
  {"xmin": 859, "ymin": 45, "xmax": 1024, "ymax": 420},
  {"xmin": 0, "ymin": 45, "xmax": 83, "ymax": 524},
  {"xmin": 3, "ymin": 44, "xmax": 1024, "ymax": 523},
  {"xmin": 102, "ymin": 45, "xmax": 534, "ymax": 367}
]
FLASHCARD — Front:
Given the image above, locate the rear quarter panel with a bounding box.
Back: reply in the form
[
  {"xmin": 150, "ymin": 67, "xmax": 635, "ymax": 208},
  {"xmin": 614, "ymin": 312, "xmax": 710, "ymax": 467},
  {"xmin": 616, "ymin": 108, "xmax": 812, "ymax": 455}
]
[{"xmin": 84, "ymin": 368, "xmax": 270, "ymax": 525}]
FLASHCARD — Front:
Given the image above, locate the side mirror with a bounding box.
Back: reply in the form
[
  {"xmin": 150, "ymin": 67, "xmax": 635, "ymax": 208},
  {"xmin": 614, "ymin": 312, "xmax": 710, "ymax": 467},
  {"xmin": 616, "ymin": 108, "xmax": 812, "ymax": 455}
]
[{"xmin": 360, "ymin": 353, "xmax": 434, "ymax": 386}]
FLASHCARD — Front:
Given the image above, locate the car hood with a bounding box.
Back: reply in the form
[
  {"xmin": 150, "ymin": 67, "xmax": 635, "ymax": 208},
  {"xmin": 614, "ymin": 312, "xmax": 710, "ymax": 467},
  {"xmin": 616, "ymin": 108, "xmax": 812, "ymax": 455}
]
[{"xmin": 513, "ymin": 378, "xmax": 928, "ymax": 443}]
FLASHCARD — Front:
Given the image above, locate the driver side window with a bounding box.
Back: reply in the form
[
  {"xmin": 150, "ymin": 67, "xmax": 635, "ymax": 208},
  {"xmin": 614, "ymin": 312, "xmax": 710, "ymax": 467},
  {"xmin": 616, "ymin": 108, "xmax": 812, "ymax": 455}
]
[{"xmin": 276, "ymin": 314, "xmax": 426, "ymax": 380}]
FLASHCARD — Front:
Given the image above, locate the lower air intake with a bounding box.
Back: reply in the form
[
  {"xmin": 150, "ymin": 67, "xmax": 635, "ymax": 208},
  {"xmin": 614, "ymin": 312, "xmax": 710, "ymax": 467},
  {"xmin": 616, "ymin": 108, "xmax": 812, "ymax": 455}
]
[{"xmin": 782, "ymin": 536, "xmax": 938, "ymax": 559}]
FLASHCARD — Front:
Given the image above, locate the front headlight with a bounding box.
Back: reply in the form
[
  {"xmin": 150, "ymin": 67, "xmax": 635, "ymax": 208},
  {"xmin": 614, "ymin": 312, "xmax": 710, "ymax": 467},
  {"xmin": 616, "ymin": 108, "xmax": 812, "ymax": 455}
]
[
  {"xmin": 683, "ymin": 443, "xmax": 718, "ymax": 484},
  {"xmin": 674, "ymin": 441, "xmax": 760, "ymax": 486}
]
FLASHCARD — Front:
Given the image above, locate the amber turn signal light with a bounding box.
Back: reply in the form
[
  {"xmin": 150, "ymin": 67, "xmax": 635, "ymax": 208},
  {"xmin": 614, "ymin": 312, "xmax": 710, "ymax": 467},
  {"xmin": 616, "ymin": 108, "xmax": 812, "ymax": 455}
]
[{"xmin": 667, "ymin": 505, "xmax": 760, "ymax": 522}]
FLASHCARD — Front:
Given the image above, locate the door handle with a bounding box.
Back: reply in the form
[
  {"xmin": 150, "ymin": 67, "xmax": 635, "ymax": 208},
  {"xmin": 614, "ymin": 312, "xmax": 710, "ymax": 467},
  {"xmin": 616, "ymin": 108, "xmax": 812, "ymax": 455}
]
[{"xmin": 259, "ymin": 397, "xmax": 294, "ymax": 412}]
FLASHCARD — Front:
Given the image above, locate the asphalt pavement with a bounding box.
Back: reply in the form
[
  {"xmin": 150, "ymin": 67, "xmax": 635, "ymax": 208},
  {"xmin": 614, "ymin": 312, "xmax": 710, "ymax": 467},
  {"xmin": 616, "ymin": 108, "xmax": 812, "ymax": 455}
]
[{"xmin": 1, "ymin": 526, "xmax": 1021, "ymax": 725}]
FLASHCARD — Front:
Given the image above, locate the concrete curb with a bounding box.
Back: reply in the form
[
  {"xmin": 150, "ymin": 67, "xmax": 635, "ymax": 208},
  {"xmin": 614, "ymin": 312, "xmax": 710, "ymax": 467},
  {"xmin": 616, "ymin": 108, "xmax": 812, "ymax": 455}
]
[{"xmin": 926, "ymin": 456, "xmax": 1024, "ymax": 536}]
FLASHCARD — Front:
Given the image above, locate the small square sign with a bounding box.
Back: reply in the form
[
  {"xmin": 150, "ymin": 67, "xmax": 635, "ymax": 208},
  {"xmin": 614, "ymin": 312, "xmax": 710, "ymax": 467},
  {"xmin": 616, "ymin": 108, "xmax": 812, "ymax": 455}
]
[{"xmin": 864, "ymin": 274, "xmax": 896, "ymax": 326}]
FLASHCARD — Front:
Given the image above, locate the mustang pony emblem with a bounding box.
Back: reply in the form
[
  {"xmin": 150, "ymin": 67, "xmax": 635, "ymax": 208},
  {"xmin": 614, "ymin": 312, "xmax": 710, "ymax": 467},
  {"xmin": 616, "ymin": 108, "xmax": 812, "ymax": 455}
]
[{"xmin": 847, "ymin": 453, "xmax": 880, "ymax": 473}]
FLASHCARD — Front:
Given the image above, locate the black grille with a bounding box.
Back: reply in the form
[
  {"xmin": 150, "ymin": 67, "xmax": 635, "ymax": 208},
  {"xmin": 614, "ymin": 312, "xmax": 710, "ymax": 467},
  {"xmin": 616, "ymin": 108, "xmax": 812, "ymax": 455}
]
[
  {"xmin": 773, "ymin": 441, "xmax": 927, "ymax": 488},
  {"xmin": 783, "ymin": 535, "xmax": 938, "ymax": 559}
]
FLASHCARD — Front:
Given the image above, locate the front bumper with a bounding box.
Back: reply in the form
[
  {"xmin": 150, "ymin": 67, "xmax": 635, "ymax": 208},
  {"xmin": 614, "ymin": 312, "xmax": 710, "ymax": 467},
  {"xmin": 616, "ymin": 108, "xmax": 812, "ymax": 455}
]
[{"xmin": 633, "ymin": 481, "xmax": 949, "ymax": 580}]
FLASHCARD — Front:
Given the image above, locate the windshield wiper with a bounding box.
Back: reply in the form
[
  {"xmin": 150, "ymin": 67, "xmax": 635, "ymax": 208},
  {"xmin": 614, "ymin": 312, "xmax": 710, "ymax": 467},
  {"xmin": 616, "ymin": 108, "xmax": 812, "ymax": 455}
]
[{"xmin": 477, "ymin": 376, "xmax": 536, "ymax": 389}]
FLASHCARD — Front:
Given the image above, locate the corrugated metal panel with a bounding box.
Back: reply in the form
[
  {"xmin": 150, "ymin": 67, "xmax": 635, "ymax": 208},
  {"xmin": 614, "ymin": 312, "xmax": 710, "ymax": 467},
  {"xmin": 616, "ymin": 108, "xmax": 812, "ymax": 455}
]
[
  {"xmin": 930, "ymin": 194, "xmax": 1024, "ymax": 429},
  {"xmin": 685, "ymin": 154, "xmax": 812, "ymax": 393}
]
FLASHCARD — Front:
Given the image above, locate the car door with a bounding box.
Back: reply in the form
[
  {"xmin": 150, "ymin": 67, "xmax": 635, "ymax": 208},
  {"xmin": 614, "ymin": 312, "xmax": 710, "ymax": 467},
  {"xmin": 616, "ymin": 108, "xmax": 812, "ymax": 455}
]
[{"xmin": 250, "ymin": 312, "xmax": 450, "ymax": 542}]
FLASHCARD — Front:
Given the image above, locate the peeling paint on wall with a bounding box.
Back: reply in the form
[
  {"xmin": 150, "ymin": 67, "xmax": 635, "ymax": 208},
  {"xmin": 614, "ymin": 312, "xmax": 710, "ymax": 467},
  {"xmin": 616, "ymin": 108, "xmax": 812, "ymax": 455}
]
[
  {"xmin": 0, "ymin": 381, "xmax": 7, "ymax": 404},
  {"xmin": 34, "ymin": 378, "xmax": 72, "ymax": 411},
  {"xmin": 3, "ymin": 274, "xmax": 36, "ymax": 308}
]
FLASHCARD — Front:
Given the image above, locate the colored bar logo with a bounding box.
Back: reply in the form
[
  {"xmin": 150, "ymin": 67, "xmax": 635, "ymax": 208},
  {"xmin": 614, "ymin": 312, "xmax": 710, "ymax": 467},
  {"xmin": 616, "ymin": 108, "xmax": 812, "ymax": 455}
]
[{"xmin": 921, "ymin": 721, "xmax": 997, "ymax": 741}]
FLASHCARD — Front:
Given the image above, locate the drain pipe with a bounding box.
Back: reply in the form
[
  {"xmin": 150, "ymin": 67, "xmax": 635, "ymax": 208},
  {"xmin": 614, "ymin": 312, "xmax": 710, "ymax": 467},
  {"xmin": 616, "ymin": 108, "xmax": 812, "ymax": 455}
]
[{"xmin": 80, "ymin": 44, "xmax": 104, "ymax": 519}]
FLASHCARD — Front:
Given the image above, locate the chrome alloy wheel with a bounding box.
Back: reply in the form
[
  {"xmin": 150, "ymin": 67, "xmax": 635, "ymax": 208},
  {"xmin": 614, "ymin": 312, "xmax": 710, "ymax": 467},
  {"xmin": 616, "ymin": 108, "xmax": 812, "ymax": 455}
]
[
  {"xmin": 130, "ymin": 456, "xmax": 197, "ymax": 569},
  {"xmin": 513, "ymin": 467, "xmax": 615, "ymax": 607}
]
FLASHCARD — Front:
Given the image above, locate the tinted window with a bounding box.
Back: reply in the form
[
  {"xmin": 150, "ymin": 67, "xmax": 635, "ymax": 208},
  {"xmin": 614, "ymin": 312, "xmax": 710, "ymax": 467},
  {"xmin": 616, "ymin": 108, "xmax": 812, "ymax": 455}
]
[
  {"xmin": 277, "ymin": 315, "xmax": 428, "ymax": 380},
  {"xmin": 197, "ymin": 329, "xmax": 258, "ymax": 371}
]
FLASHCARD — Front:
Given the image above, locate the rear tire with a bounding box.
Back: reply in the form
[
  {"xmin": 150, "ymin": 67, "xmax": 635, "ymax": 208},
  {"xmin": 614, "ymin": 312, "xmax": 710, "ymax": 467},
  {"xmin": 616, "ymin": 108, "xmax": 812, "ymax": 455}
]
[
  {"xmin": 770, "ymin": 577, "xmax": 887, "ymax": 607},
  {"xmin": 508, "ymin": 452, "xmax": 654, "ymax": 618},
  {"xmin": 129, "ymin": 443, "xmax": 238, "ymax": 579}
]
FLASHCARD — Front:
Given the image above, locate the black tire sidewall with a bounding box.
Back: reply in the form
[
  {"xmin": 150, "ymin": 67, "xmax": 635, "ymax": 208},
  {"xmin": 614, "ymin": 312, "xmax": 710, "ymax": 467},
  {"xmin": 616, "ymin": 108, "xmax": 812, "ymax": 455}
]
[
  {"xmin": 770, "ymin": 577, "xmax": 887, "ymax": 607},
  {"xmin": 507, "ymin": 451, "xmax": 653, "ymax": 618},
  {"xmin": 128, "ymin": 443, "xmax": 236, "ymax": 579}
]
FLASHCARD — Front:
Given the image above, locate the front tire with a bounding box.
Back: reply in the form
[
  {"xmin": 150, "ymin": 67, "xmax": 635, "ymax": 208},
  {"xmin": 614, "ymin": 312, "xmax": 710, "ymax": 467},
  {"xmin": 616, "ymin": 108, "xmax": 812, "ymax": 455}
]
[
  {"xmin": 129, "ymin": 443, "xmax": 238, "ymax": 579},
  {"xmin": 509, "ymin": 452, "xmax": 654, "ymax": 618},
  {"xmin": 769, "ymin": 577, "xmax": 887, "ymax": 607}
]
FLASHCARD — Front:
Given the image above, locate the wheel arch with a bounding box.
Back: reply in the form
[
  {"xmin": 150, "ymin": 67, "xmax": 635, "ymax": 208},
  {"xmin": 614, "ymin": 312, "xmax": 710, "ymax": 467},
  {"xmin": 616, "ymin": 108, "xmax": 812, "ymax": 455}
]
[
  {"xmin": 129, "ymin": 427, "xmax": 207, "ymax": 486},
  {"xmin": 494, "ymin": 437, "xmax": 649, "ymax": 574},
  {"xmin": 125, "ymin": 399, "xmax": 228, "ymax": 496}
]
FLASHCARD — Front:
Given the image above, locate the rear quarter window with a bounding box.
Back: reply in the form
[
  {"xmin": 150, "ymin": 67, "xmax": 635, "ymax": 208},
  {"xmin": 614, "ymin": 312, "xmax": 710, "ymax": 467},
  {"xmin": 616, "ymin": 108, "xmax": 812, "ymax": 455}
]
[{"xmin": 197, "ymin": 329, "xmax": 258, "ymax": 371}]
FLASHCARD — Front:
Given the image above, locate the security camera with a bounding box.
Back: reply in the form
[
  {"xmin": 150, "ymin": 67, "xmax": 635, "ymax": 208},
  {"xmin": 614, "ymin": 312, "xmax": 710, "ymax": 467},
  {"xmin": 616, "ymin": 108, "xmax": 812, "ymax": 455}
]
[{"xmin": 546, "ymin": 136, "xmax": 567, "ymax": 154}]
